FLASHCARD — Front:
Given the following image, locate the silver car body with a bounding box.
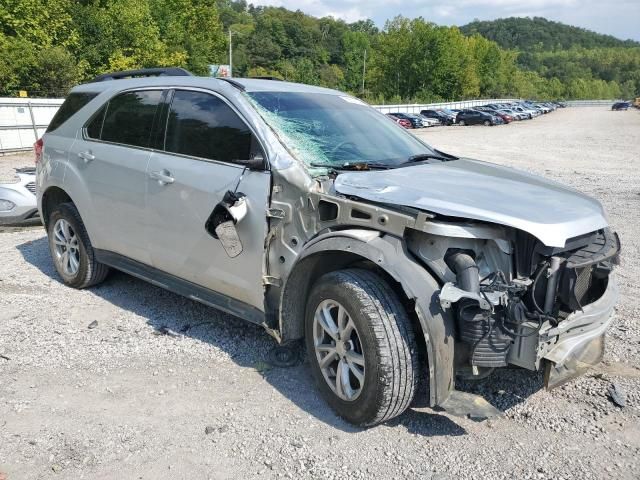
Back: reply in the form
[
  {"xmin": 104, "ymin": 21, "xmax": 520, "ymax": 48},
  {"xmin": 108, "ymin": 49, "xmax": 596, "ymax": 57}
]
[
  {"xmin": 0, "ymin": 168, "xmax": 38, "ymax": 224},
  {"xmin": 37, "ymin": 76, "xmax": 619, "ymax": 410}
]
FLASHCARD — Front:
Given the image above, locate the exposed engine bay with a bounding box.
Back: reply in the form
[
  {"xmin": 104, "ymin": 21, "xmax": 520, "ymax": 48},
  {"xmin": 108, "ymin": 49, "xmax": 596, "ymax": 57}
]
[{"xmin": 406, "ymin": 222, "xmax": 620, "ymax": 386}]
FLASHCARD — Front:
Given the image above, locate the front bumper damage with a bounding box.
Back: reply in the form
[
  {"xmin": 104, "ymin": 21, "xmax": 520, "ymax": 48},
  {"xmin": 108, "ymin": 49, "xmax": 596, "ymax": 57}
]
[
  {"xmin": 440, "ymin": 278, "xmax": 618, "ymax": 420},
  {"xmin": 541, "ymin": 277, "xmax": 618, "ymax": 388}
]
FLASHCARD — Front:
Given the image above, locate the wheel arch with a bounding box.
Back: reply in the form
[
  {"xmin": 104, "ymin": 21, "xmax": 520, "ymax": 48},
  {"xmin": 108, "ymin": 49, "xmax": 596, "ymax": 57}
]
[
  {"xmin": 278, "ymin": 229, "xmax": 456, "ymax": 407},
  {"xmin": 41, "ymin": 186, "xmax": 74, "ymax": 230}
]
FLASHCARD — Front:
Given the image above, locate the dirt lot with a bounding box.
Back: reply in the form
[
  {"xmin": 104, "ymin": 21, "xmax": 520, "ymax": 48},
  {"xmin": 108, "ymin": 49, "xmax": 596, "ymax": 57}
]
[{"xmin": 1, "ymin": 107, "xmax": 639, "ymax": 480}]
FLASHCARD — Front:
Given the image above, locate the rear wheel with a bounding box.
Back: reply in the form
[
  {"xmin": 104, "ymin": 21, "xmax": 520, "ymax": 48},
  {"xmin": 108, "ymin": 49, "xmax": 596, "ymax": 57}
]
[
  {"xmin": 305, "ymin": 269, "xmax": 420, "ymax": 426},
  {"xmin": 47, "ymin": 203, "xmax": 109, "ymax": 288}
]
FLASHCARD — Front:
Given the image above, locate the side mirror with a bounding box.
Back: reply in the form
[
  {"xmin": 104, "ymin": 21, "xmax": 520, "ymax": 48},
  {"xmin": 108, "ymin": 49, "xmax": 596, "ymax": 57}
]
[
  {"xmin": 235, "ymin": 154, "xmax": 265, "ymax": 171},
  {"xmin": 205, "ymin": 191, "xmax": 248, "ymax": 258}
]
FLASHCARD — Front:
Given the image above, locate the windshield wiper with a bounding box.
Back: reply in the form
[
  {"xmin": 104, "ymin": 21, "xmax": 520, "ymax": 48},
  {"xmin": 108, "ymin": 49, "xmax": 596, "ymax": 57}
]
[
  {"xmin": 309, "ymin": 162, "xmax": 394, "ymax": 171},
  {"xmin": 403, "ymin": 153, "xmax": 450, "ymax": 164}
]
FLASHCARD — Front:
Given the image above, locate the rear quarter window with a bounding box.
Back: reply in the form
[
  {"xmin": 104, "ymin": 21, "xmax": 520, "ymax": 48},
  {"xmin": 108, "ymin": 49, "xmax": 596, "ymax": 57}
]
[{"xmin": 46, "ymin": 92, "xmax": 98, "ymax": 133}]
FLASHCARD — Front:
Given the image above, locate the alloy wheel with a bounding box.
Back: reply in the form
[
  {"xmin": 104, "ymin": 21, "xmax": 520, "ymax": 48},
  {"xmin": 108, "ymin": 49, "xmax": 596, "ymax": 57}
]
[
  {"xmin": 52, "ymin": 218, "xmax": 80, "ymax": 276},
  {"xmin": 313, "ymin": 299, "xmax": 366, "ymax": 401}
]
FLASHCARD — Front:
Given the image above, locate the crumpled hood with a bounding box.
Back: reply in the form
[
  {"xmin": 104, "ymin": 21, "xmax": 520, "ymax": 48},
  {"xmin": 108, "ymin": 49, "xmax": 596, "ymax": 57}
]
[{"xmin": 333, "ymin": 159, "xmax": 608, "ymax": 247}]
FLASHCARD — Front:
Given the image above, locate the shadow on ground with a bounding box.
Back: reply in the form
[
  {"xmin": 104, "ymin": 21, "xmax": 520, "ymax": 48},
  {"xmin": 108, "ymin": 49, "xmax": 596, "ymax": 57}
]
[{"xmin": 17, "ymin": 235, "xmax": 542, "ymax": 435}]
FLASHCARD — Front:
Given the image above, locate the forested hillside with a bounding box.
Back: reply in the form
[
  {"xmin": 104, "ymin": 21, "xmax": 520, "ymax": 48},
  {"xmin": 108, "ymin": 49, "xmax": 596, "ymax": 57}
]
[
  {"xmin": 1, "ymin": 1, "xmax": 638, "ymax": 101},
  {"xmin": 460, "ymin": 17, "xmax": 639, "ymax": 51},
  {"xmin": 461, "ymin": 17, "xmax": 640, "ymax": 100}
]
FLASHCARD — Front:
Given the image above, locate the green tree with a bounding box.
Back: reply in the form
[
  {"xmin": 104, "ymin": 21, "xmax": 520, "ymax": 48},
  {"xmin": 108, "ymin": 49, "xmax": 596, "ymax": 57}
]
[
  {"xmin": 342, "ymin": 31, "xmax": 369, "ymax": 93},
  {"xmin": 150, "ymin": 0, "xmax": 226, "ymax": 75}
]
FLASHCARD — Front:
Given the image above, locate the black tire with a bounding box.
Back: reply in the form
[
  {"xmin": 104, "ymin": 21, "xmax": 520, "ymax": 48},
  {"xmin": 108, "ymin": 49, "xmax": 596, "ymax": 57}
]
[
  {"xmin": 458, "ymin": 119, "xmax": 465, "ymax": 126},
  {"xmin": 305, "ymin": 269, "xmax": 420, "ymax": 426},
  {"xmin": 47, "ymin": 202, "xmax": 109, "ymax": 288},
  {"xmin": 483, "ymin": 120, "xmax": 491, "ymax": 126}
]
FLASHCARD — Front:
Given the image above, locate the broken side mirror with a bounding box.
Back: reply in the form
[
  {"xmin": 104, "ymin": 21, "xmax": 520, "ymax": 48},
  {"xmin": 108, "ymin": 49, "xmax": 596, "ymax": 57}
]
[{"xmin": 205, "ymin": 190, "xmax": 248, "ymax": 258}]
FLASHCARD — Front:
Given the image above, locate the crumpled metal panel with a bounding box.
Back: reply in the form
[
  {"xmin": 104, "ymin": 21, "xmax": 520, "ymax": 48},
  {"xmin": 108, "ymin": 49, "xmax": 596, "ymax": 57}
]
[
  {"xmin": 334, "ymin": 158, "xmax": 609, "ymax": 248},
  {"xmin": 542, "ymin": 278, "xmax": 618, "ymax": 388}
]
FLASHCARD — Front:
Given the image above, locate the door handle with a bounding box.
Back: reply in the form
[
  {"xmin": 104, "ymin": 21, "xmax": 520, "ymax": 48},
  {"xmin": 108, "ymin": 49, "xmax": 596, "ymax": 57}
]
[
  {"xmin": 78, "ymin": 151, "xmax": 95, "ymax": 163},
  {"xmin": 149, "ymin": 169, "xmax": 175, "ymax": 185}
]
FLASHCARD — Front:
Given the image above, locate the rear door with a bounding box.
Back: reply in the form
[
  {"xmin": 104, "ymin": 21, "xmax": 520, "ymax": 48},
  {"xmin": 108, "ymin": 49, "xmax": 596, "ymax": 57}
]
[
  {"xmin": 145, "ymin": 89, "xmax": 271, "ymax": 310},
  {"xmin": 68, "ymin": 89, "xmax": 166, "ymax": 263},
  {"xmin": 470, "ymin": 111, "xmax": 482, "ymax": 125}
]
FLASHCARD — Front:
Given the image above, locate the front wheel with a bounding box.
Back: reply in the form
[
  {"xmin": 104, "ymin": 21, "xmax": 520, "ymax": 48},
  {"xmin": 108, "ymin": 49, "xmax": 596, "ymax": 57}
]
[
  {"xmin": 458, "ymin": 119, "xmax": 465, "ymax": 126},
  {"xmin": 305, "ymin": 269, "xmax": 420, "ymax": 426},
  {"xmin": 483, "ymin": 120, "xmax": 491, "ymax": 126}
]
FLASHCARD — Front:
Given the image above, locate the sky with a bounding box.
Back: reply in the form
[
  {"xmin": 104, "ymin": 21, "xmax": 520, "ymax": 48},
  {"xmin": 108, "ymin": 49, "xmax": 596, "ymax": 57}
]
[{"xmin": 251, "ymin": 0, "xmax": 640, "ymax": 42}]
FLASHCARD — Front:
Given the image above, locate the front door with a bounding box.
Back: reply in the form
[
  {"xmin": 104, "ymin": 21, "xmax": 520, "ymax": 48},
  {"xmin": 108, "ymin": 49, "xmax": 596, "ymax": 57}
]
[{"xmin": 145, "ymin": 89, "xmax": 271, "ymax": 311}]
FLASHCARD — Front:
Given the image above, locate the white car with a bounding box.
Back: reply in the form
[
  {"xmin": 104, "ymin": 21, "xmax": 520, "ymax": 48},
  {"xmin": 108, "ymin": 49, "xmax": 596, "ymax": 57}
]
[
  {"xmin": 0, "ymin": 167, "xmax": 39, "ymax": 224},
  {"xmin": 512, "ymin": 105, "xmax": 539, "ymax": 118},
  {"xmin": 417, "ymin": 115, "xmax": 440, "ymax": 127}
]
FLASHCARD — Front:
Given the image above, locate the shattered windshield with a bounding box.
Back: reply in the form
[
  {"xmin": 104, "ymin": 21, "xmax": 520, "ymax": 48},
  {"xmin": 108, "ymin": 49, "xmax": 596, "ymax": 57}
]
[{"xmin": 247, "ymin": 91, "xmax": 436, "ymax": 173}]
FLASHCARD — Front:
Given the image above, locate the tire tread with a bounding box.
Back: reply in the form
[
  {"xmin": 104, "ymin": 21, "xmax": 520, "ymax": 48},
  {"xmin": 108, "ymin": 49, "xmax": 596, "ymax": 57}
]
[
  {"xmin": 51, "ymin": 203, "xmax": 109, "ymax": 288},
  {"xmin": 308, "ymin": 268, "xmax": 420, "ymax": 426}
]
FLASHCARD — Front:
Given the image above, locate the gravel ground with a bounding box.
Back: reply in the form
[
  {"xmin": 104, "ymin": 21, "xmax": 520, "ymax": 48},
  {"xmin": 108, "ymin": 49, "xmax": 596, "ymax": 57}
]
[{"xmin": 1, "ymin": 107, "xmax": 639, "ymax": 480}]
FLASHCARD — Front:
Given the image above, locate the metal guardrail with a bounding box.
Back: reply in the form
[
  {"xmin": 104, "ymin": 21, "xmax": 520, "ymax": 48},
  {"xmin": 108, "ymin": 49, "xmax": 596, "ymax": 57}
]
[
  {"xmin": 0, "ymin": 98, "xmax": 64, "ymax": 154},
  {"xmin": 564, "ymin": 100, "xmax": 624, "ymax": 107},
  {"xmin": 371, "ymin": 99, "xmax": 521, "ymax": 114}
]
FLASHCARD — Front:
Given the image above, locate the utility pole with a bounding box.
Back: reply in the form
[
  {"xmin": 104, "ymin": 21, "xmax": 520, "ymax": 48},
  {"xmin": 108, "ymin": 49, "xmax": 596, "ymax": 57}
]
[
  {"xmin": 362, "ymin": 49, "xmax": 367, "ymax": 95},
  {"xmin": 228, "ymin": 30, "xmax": 233, "ymax": 77}
]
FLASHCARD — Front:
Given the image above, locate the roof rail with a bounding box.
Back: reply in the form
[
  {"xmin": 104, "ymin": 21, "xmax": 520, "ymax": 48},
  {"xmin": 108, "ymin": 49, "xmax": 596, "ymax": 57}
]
[
  {"xmin": 249, "ymin": 76, "xmax": 284, "ymax": 81},
  {"xmin": 216, "ymin": 77, "xmax": 246, "ymax": 91},
  {"xmin": 91, "ymin": 67, "xmax": 193, "ymax": 83}
]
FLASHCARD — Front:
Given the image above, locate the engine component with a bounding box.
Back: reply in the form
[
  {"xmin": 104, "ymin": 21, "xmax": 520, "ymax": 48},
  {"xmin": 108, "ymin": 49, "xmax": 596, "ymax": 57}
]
[
  {"xmin": 544, "ymin": 256, "xmax": 562, "ymax": 314},
  {"xmin": 445, "ymin": 250, "xmax": 512, "ymax": 367},
  {"xmin": 458, "ymin": 304, "xmax": 512, "ymax": 367},
  {"xmin": 445, "ymin": 251, "xmax": 479, "ymax": 293}
]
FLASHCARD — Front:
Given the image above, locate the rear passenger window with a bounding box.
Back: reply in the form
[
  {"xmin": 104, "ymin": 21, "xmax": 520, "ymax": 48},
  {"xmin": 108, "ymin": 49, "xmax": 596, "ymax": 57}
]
[
  {"xmin": 99, "ymin": 90, "xmax": 163, "ymax": 148},
  {"xmin": 164, "ymin": 90, "xmax": 252, "ymax": 163},
  {"xmin": 47, "ymin": 92, "xmax": 98, "ymax": 133},
  {"xmin": 86, "ymin": 107, "xmax": 106, "ymax": 139}
]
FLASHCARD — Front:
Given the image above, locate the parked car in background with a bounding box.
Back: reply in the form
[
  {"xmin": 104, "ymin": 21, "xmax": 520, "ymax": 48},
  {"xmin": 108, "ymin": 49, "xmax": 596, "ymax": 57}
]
[
  {"xmin": 456, "ymin": 109, "xmax": 502, "ymax": 126},
  {"xmin": 389, "ymin": 112, "xmax": 424, "ymax": 128},
  {"xmin": 499, "ymin": 108, "xmax": 527, "ymax": 121},
  {"xmin": 0, "ymin": 167, "xmax": 39, "ymax": 225},
  {"xmin": 527, "ymin": 102, "xmax": 551, "ymax": 114},
  {"xmin": 612, "ymin": 101, "xmax": 631, "ymax": 111},
  {"xmin": 512, "ymin": 105, "xmax": 537, "ymax": 118},
  {"xmin": 420, "ymin": 109, "xmax": 455, "ymax": 125},
  {"xmin": 475, "ymin": 105, "xmax": 513, "ymax": 122},
  {"xmin": 416, "ymin": 114, "xmax": 441, "ymax": 127},
  {"xmin": 440, "ymin": 108, "xmax": 459, "ymax": 121},
  {"xmin": 491, "ymin": 110, "xmax": 514, "ymax": 123},
  {"xmin": 386, "ymin": 114, "xmax": 412, "ymax": 129}
]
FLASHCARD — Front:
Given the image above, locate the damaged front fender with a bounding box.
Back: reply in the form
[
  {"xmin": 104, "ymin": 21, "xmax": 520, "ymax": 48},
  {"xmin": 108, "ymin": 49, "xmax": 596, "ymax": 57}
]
[{"xmin": 280, "ymin": 230, "xmax": 456, "ymax": 407}]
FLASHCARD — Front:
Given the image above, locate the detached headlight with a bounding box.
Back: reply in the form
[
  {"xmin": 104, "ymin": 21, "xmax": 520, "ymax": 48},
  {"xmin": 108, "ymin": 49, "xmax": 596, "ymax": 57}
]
[{"xmin": 0, "ymin": 199, "xmax": 16, "ymax": 212}]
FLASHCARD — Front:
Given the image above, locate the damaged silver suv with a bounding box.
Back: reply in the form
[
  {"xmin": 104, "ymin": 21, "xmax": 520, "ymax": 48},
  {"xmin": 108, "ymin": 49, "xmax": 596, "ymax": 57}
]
[{"xmin": 37, "ymin": 68, "xmax": 620, "ymax": 426}]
